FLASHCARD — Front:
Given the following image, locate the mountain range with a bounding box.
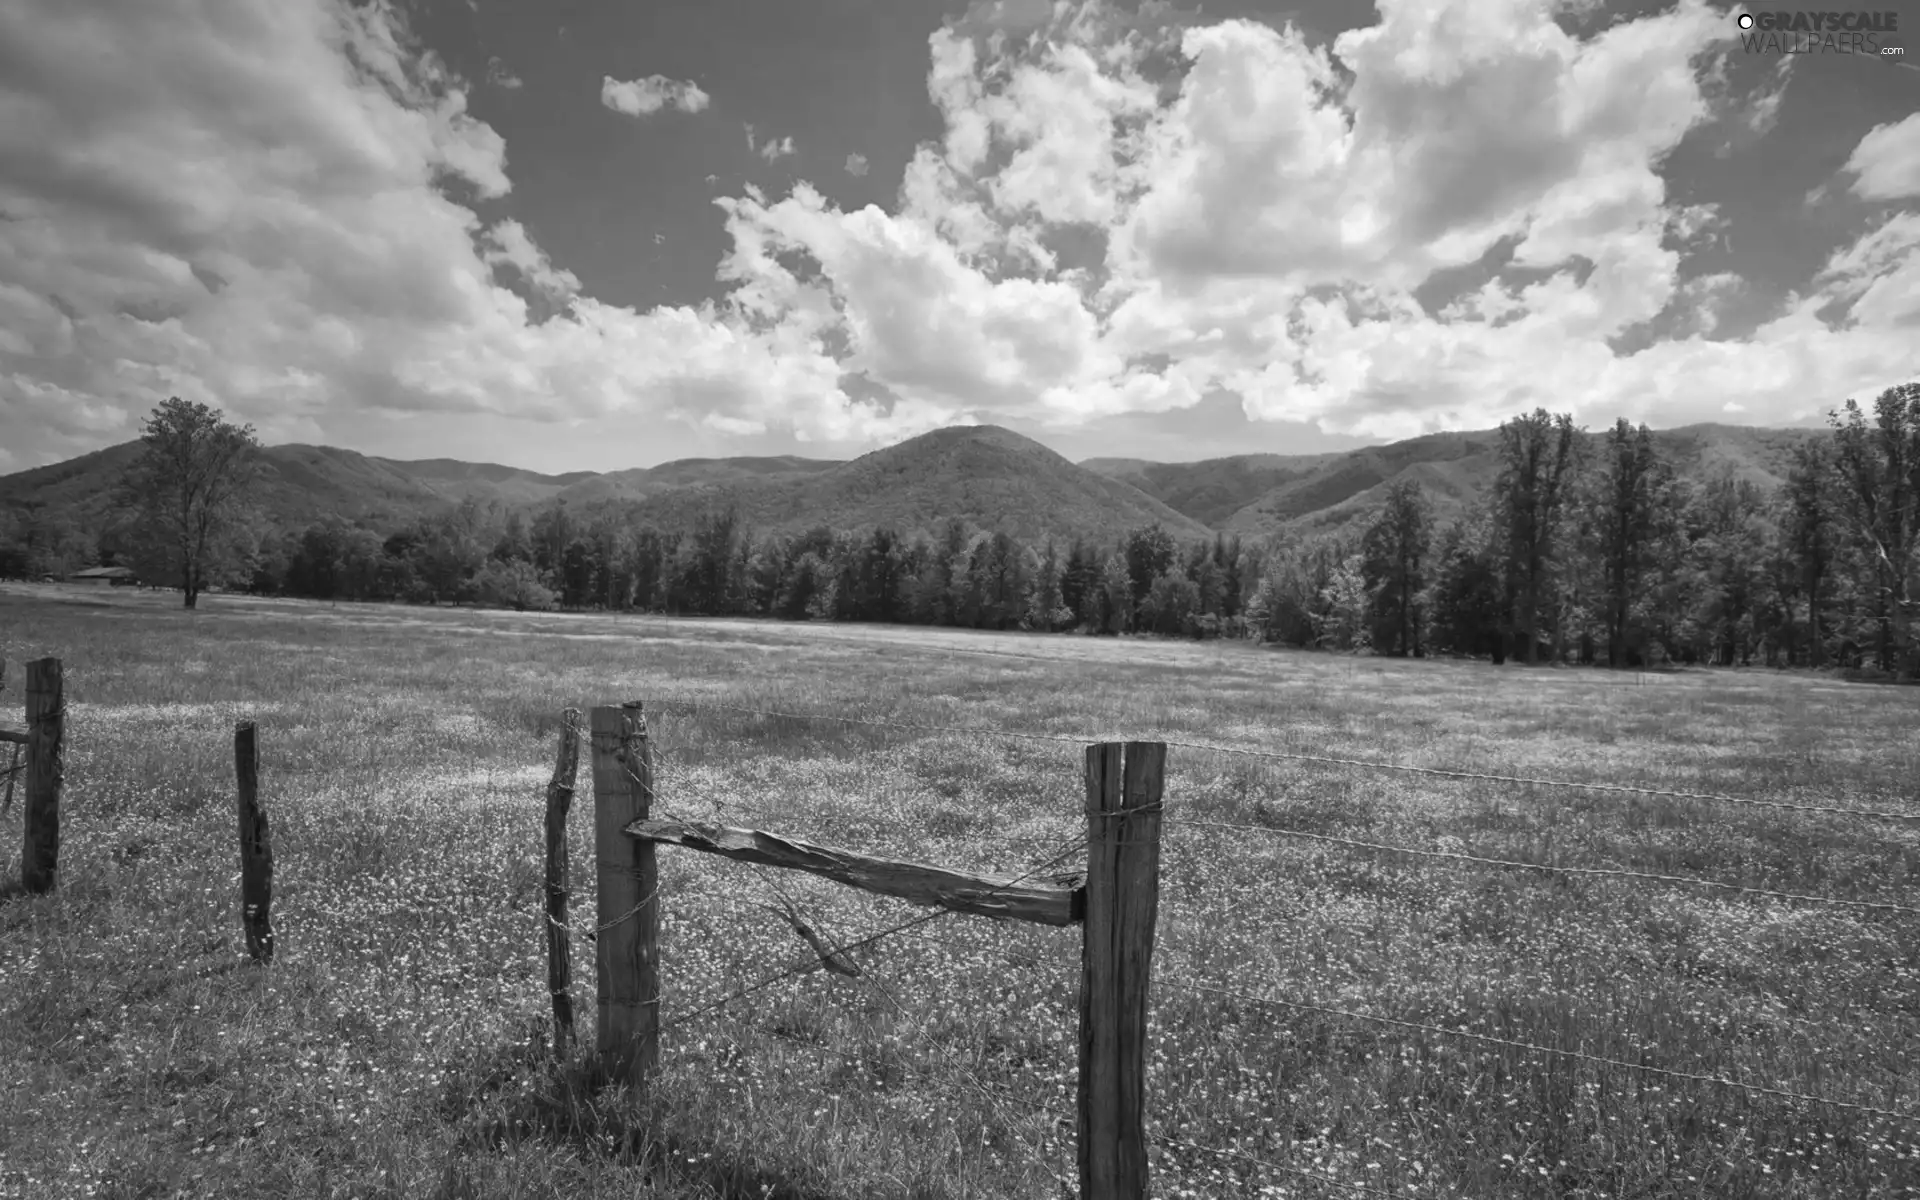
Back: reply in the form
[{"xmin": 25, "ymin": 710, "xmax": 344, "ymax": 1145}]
[{"xmin": 0, "ymin": 419, "xmax": 1826, "ymax": 547}]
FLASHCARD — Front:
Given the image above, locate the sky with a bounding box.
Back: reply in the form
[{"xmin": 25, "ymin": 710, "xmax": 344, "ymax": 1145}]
[{"xmin": 0, "ymin": 0, "xmax": 1916, "ymax": 476}]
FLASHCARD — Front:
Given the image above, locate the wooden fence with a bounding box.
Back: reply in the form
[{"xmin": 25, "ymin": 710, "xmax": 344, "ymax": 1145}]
[
  {"xmin": 542, "ymin": 700, "xmax": 1166, "ymax": 1200},
  {"xmin": 2, "ymin": 657, "xmax": 64, "ymax": 895},
  {"xmin": 1, "ymin": 659, "xmax": 273, "ymax": 967},
  {"xmin": 4, "ymin": 671, "xmax": 1163, "ymax": 1193}
]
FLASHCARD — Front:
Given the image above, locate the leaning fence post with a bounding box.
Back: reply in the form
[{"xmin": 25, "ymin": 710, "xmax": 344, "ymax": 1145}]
[
  {"xmin": 590, "ymin": 701, "xmax": 659, "ymax": 1088},
  {"xmin": 22, "ymin": 657, "xmax": 64, "ymax": 894},
  {"xmin": 545, "ymin": 708, "xmax": 582, "ymax": 1055},
  {"xmin": 234, "ymin": 720, "xmax": 274, "ymax": 962},
  {"xmin": 1079, "ymin": 740, "xmax": 1164, "ymax": 1200}
]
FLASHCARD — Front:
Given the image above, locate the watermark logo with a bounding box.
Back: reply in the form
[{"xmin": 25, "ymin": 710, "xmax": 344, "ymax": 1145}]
[{"xmin": 1733, "ymin": 9, "xmax": 1905, "ymax": 56}]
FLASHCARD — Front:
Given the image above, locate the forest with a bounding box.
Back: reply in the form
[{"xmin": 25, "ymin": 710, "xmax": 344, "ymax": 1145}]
[{"xmin": 3, "ymin": 384, "xmax": 1916, "ymax": 676}]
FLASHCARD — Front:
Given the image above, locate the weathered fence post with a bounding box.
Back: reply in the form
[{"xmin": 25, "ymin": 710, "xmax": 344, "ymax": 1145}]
[
  {"xmin": 22, "ymin": 658, "xmax": 64, "ymax": 894},
  {"xmin": 1079, "ymin": 740, "xmax": 1164, "ymax": 1200},
  {"xmin": 1, "ymin": 659, "xmax": 18, "ymax": 816},
  {"xmin": 590, "ymin": 700, "xmax": 658, "ymax": 1088},
  {"xmin": 545, "ymin": 708, "xmax": 582, "ymax": 1055},
  {"xmin": 234, "ymin": 720, "xmax": 274, "ymax": 962}
]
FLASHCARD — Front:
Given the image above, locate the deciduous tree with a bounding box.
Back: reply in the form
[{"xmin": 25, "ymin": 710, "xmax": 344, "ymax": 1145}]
[{"xmin": 118, "ymin": 397, "xmax": 261, "ymax": 608}]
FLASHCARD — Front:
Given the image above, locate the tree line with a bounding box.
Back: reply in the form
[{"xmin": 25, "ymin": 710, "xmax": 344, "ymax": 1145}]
[{"xmin": 2, "ymin": 385, "xmax": 1915, "ymax": 676}]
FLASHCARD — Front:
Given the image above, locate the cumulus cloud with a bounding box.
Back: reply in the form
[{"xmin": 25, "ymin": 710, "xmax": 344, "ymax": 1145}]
[
  {"xmin": 708, "ymin": 0, "xmax": 1917, "ymax": 439},
  {"xmin": 481, "ymin": 219, "xmax": 579, "ymax": 301},
  {"xmin": 600, "ymin": 73, "xmax": 709, "ymax": 117},
  {"xmin": 0, "ymin": 0, "xmax": 889, "ymax": 468},
  {"xmin": 1, "ymin": 0, "xmax": 1916, "ymax": 474},
  {"xmin": 1845, "ymin": 112, "xmax": 1920, "ymax": 201},
  {"xmin": 845, "ymin": 153, "xmax": 870, "ymax": 177}
]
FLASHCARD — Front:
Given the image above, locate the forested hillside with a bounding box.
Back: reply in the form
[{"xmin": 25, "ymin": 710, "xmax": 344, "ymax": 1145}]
[{"xmin": 3, "ymin": 388, "xmax": 1915, "ymax": 677}]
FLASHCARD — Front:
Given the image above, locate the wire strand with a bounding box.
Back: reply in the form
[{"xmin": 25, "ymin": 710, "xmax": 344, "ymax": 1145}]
[{"xmin": 661, "ymin": 834, "xmax": 1088, "ymax": 1033}]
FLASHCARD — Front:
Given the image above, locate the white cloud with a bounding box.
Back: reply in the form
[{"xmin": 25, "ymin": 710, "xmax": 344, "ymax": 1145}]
[
  {"xmin": 706, "ymin": 0, "xmax": 1916, "ymax": 440},
  {"xmin": 600, "ymin": 73, "xmax": 709, "ymax": 117},
  {"xmin": 0, "ymin": 0, "xmax": 897, "ymax": 468},
  {"xmin": 1672, "ymin": 271, "xmax": 1743, "ymax": 334},
  {"xmin": 745, "ymin": 124, "xmax": 796, "ymax": 162},
  {"xmin": 1845, "ymin": 112, "xmax": 1920, "ymax": 201},
  {"xmin": 1, "ymin": 0, "xmax": 1916, "ymax": 475},
  {"xmin": 481, "ymin": 219, "xmax": 579, "ymax": 300},
  {"xmin": 1746, "ymin": 56, "xmax": 1791, "ymax": 136},
  {"xmin": 845, "ymin": 153, "xmax": 870, "ymax": 177}
]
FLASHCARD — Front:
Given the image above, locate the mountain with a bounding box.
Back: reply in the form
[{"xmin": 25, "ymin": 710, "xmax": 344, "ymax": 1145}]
[
  {"xmin": 1, "ymin": 442, "xmax": 464, "ymax": 531},
  {"xmin": 616, "ymin": 425, "xmax": 1211, "ymax": 544},
  {"xmin": 382, "ymin": 458, "xmax": 599, "ymax": 507},
  {"xmin": 0, "ymin": 418, "xmax": 1831, "ymax": 549},
  {"xmin": 1216, "ymin": 430, "xmax": 1502, "ymax": 538},
  {"xmin": 0, "ymin": 443, "xmax": 843, "ymax": 533},
  {"xmin": 550, "ymin": 456, "xmax": 838, "ymax": 507},
  {"xmin": 0, "ymin": 441, "xmax": 146, "ymax": 514},
  {"xmin": 1185, "ymin": 424, "xmax": 1823, "ymax": 542},
  {"xmin": 1081, "ymin": 452, "xmax": 1346, "ymax": 527}
]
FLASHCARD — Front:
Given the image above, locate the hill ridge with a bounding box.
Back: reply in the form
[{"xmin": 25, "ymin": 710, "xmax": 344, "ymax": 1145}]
[{"xmin": 0, "ymin": 420, "xmax": 1830, "ymax": 546}]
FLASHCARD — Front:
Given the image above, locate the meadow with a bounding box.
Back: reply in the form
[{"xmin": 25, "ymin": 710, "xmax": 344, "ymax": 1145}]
[{"xmin": 1, "ymin": 582, "xmax": 1916, "ymax": 1200}]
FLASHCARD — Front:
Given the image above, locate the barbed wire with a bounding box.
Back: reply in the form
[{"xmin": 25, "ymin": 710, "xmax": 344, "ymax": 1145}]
[
  {"xmin": 1155, "ymin": 975, "xmax": 1920, "ymax": 1126},
  {"xmin": 1170, "ymin": 817, "xmax": 1920, "ymax": 915},
  {"xmin": 545, "ymin": 875, "xmax": 661, "ymax": 943},
  {"xmin": 661, "ymin": 833, "xmax": 1088, "ymax": 1034},
  {"xmin": 644, "ymin": 698, "xmax": 1919, "ymax": 826},
  {"xmin": 542, "ymin": 710, "xmax": 1078, "ymax": 945}
]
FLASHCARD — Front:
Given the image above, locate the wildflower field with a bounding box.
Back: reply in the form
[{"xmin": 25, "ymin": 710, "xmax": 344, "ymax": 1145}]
[{"xmin": 1, "ymin": 583, "xmax": 1916, "ymax": 1200}]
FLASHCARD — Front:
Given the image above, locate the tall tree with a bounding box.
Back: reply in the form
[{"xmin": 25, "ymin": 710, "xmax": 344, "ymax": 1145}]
[
  {"xmin": 1781, "ymin": 440, "xmax": 1839, "ymax": 666},
  {"xmin": 1687, "ymin": 470, "xmax": 1769, "ymax": 666},
  {"xmin": 1029, "ymin": 537, "xmax": 1066, "ymax": 630},
  {"xmin": 118, "ymin": 397, "xmax": 262, "ymax": 608},
  {"xmin": 1123, "ymin": 525, "xmax": 1177, "ymax": 622},
  {"xmin": 1361, "ymin": 478, "xmax": 1431, "ymax": 657},
  {"xmin": 1829, "ymin": 383, "xmax": 1920, "ymax": 675},
  {"xmin": 1587, "ymin": 419, "xmax": 1671, "ymax": 667},
  {"xmin": 1427, "ymin": 518, "xmax": 1506, "ymax": 662},
  {"xmin": 1493, "ymin": 409, "xmax": 1582, "ymax": 663},
  {"xmin": 1097, "ymin": 553, "xmax": 1133, "ymax": 634}
]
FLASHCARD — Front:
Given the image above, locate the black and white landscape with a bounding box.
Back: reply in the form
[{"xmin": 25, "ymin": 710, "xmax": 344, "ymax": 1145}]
[{"xmin": 1, "ymin": 0, "xmax": 1917, "ymax": 1197}]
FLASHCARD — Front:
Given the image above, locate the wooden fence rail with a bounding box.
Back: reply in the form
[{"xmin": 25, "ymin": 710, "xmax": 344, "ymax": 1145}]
[{"xmin": 579, "ymin": 696, "xmax": 1164, "ymax": 1200}]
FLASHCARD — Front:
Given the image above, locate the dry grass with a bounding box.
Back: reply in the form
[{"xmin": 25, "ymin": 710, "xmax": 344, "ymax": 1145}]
[{"xmin": 0, "ymin": 582, "xmax": 1916, "ymax": 1199}]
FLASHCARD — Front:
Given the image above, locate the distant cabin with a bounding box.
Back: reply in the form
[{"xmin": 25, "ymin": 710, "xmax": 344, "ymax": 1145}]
[{"xmin": 69, "ymin": 566, "xmax": 140, "ymax": 588}]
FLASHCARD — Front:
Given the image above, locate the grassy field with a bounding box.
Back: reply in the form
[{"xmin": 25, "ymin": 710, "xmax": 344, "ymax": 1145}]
[{"xmin": 1, "ymin": 582, "xmax": 1917, "ymax": 1200}]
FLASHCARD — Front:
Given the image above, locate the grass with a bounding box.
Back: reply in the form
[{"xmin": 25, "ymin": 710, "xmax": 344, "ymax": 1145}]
[{"xmin": 0, "ymin": 581, "xmax": 1916, "ymax": 1199}]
